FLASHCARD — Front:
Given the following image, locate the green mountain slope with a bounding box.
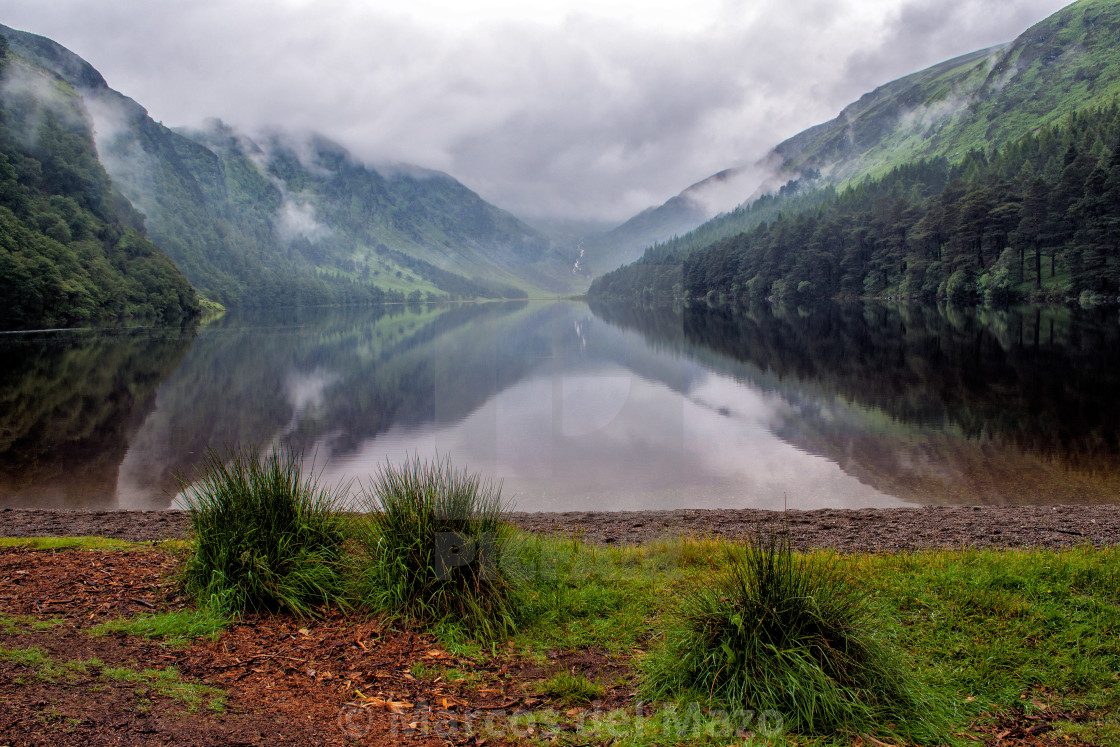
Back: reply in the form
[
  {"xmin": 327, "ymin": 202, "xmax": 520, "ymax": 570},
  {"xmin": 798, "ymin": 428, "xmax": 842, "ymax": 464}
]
[
  {"xmin": 0, "ymin": 24, "xmax": 576, "ymax": 309},
  {"xmin": 0, "ymin": 36, "xmax": 197, "ymax": 330},
  {"xmin": 773, "ymin": 0, "xmax": 1120, "ymax": 185},
  {"xmin": 578, "ymin": 171, "xmax": 728, "ymax": 279},
  {"xmin": 591, "ymin": 103, "xmax": 1120, "ymax": 304},
  {"xmin": 593, "ymin": 0, "xmax": 1120, "ymax": 280},
  {"xmin": 180, "ymin": 123, "xmax": 573, "ymax": 298},
  {"xmin": 591, "ymin": 0, "xmax": 1120, "ymax": 305}
]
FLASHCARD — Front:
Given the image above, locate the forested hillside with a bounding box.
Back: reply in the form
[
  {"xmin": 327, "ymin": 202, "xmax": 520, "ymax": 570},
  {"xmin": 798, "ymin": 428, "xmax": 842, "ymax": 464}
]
[
  {"xmin": 590, "ymin": 104, "xmax": 1120, "ymax": 305},
  {"xmin": 771, "ymin": 0, "xmax": 1120, "ymax": 187},
  {"xmin": 589, "ymin": 0, "xmax": 1120, "ymax": 290},
  {"xmin": 0, "ymin": 24, "xmax": 571, "ymax": 311},
  {"xmin": 0, "ymin": 37, "xmax": 197, "ymax": 330}
]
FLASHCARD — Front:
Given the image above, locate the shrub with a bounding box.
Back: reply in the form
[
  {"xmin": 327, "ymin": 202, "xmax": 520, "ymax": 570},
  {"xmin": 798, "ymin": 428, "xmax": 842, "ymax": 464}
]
[
  {"xmin": 179, "ymin": 445, "xmax": 349, "ymax": 617},
  {"xmin": 643, "ymin": 531, "xmax": 939, "ymax": 739},
  {"xmin": 354, "ymin": 456, "xmax": 517, "ymax": 638}
]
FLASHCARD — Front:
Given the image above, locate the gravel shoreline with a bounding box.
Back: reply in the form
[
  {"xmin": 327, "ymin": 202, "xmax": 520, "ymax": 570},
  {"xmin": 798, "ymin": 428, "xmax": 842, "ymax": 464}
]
[{"xmin": 2, "ymin": 505, "xmax": 1118, "ymax": 552}]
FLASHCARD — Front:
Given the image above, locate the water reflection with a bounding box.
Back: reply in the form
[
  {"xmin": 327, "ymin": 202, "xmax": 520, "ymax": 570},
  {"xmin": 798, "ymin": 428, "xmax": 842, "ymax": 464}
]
[
  {"xmin": 4, "ymin": 299, "xmax": 1119, "ymax": 511},
  {"xmin": 590, "ymin": 298, "xmax": 1120, "ymax": 505},
  {"xmin": 0, "ymin": 326, "xmax": 196, "ymax": 508},
  {"xmin": 306, "ymin": 300, "xmax": 900, "ymax": 510},
  {"xmin": 119, "ymin": 302, "xmax": 536, "ymax": 507}
]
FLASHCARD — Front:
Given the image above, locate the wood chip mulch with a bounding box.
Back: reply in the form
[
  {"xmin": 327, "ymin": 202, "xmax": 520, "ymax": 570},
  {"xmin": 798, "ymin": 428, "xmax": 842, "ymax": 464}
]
[{"xmin": 0, "ymin": 547, "xmax": 631, "ymax": 746}]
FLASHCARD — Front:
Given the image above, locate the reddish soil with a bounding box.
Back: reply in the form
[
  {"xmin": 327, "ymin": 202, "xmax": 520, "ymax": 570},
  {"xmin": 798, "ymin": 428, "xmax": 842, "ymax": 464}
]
[{"xmin": 0, "ymin": 546, "xmax": 632, "ymax": 746}]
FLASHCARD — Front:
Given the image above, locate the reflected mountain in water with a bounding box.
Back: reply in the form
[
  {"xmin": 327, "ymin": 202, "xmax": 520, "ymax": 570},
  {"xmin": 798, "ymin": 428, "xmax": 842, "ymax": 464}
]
[
  {"xmin": 589, "ymin": 299, "xmax": 1120, "ymax": 504},
  {"xmin": 0, "ymin": 327, "xmax": 196, "ymax": 508},
  {"xmin": 118, "ymin": 302, "xmax": 538, "ymax": 508},
  {"xmin": 5, "ymin": 299, "xmax": 1118, "ymax": 511},
  {"xmin": 308, "ymin": 302, "xmax": 902, "ymax": 512}
]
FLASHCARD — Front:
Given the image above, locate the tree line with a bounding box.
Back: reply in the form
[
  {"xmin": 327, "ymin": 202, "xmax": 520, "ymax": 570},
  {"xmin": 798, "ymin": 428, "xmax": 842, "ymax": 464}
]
[{"xmin": 590, "ymin": 102, "xmax": 1120, "ymax": 307}]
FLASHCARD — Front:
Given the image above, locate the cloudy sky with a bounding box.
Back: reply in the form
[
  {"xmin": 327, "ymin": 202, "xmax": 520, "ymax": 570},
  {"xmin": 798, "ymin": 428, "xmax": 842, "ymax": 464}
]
[{"xmin": 0, "ymin": 0, "xmax": 1074, "ymax": 223}]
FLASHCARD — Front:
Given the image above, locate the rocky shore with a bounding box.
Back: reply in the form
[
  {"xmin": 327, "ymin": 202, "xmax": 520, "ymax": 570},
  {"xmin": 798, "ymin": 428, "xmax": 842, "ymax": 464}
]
[{"xmin": 2, "ymin": 505, "xmax": 1118, "ymax": 552}]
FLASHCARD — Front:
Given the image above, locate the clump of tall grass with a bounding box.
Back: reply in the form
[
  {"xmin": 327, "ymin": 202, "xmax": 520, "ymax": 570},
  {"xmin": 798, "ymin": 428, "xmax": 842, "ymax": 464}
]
[
  {"xmin": 179, "ymin": 445, "xmax": 349, "ymax": 617},
  {"xmin": 353, "ymin": 456, "xmax": 517, "ymax": 638},
  {"xmin": 643, "ymin": 531, "xmax": 941, "ymax": 739}
]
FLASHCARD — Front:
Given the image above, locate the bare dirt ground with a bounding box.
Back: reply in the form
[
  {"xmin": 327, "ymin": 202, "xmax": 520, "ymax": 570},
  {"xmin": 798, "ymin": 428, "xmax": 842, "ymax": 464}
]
[
  {"xmin": 0, "ymin": 546, "xmax": 632, "ymax": 747},
  {"xmin": 1, "ymin": 507, "xmax": 1116, "ymax": 746}
]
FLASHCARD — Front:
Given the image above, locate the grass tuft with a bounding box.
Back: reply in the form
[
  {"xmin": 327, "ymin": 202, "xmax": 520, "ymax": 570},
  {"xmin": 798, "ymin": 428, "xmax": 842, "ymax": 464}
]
[
  {"xmin": 538, "ymin": 670, "xmax": 607, "ymax": 705},
  {"xmin": 353, "ymin": 455, "xmax": 518, "ymax": 638},
  {"xmin": 179, "ymin": 444, "xmax": 350, "ymax": 617},
  {"xmin": 643, "ymin": 530, "xmax": 942, "ymax": 739}
]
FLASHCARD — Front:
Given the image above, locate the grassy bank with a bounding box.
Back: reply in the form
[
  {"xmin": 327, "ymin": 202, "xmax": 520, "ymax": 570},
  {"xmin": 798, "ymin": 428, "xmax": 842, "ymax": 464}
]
[
  {"xmin": 6, "ymin": 532, "xmax": 1118, "ymax": 745},
  {"xmin": 425, "ymin": 533, "xmax": 1113, "ymax": 746},
  {"xmin": 89, "ymin": 446, "xmax": 1116, "ymax": 744}
]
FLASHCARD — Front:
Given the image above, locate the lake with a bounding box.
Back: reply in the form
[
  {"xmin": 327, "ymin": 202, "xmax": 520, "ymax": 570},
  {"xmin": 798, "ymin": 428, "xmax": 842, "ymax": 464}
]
[{"xmin": 3, "ymin": 299, "xmax": 1120, "ymax": 512}]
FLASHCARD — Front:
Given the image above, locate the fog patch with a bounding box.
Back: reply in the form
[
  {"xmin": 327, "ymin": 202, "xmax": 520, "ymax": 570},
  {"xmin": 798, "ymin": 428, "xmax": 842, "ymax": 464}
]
[
  {"xmin": 371, "ymin": 159, "xmax": 447, "ymax": 181},
  {"xmin": 895, "ymin": 46, "xmax": 1012, "ymax": 141},
  {"xmin": 0, "ymin": 55, "xmax": 89, "ymax": 149},
  {"xmin": 277, "ymin": 368, "xmax": 340, "ymax": 440},
  {"xmin": 682, "ymin": 163, "xmax": 780, "ymax": 217},
  {"xmin": 195, "ymin": 122, "xmax": 335, "ymax": 244},
  {"xmin": 896, "ymin": 93, "xmax": 968, "ymax": 136},
  {"xmin": 83, "ymin": 92, "xmax": 160, "ymax": 214},
  {"xmin": 981, "ymin": 44, "xmax": 1018, "ymax": 94},
  {"xmin": 256, "ymin": 127, "xmax": 346, "ymax": 179},
  {"xmin": 276, "ymin": 195, "xmax": 331, "ymax": 243}
]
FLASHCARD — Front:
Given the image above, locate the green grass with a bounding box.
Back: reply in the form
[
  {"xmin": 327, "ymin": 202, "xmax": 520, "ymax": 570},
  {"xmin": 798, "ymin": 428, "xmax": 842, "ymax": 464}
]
[
  {"xmin": 0, "ymin": 614, "xmax": 65, "ymax": 634},
  {"xmin": 854, "ymin": 546, "xmax": 1120, "ymax": 719},
  {"xmin": 643, "ymin": 532, "xmax": 939, "ymax": 740},
  {"xmin": 482, "ymin": 538, "xmax": 1120, "ymax": 746},
  {"xmin": 100, "ymin": 665, "xmax": 225, "ymax": 713},
  {"xmin": 179, "ymin": 444, "xmax": 350, "ymax": 617},
  {"xmin": 0, "ymin": 647, "xmax": 113, "ymax": 684},
  {"xmin": 505, "ymin": 534, "xmax": 659, "ymax": 656},
  {"xmin": 0, "ymin": 644, "xmax": 51, "ymax": 669},
  {"xmin": 89, "ymin": 607, "xmax": 228, "ymax": 647},
  {"xmin": 0, "ymin": 537, "xmax": 153, "ymax": 551},
  {"xmin": 0, "ymin": 643, "xmax": 224, "ymax": 712},
  {"xmin": 352, "ymin": 455, "xmax": 518, "ymax": 638},
  {"xmin": 538, "ymin": 671, "xmax": 607, "ymax": 705}
]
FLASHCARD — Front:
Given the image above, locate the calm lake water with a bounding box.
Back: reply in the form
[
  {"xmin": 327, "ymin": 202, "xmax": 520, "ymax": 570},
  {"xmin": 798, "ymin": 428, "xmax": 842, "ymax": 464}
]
[{"xmin": 3, "ymin": 299, "xmax": 1120, "ymax": 512}]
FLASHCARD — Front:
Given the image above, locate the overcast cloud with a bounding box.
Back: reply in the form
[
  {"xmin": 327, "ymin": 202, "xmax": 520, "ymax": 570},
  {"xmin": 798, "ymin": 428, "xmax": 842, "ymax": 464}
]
[{"xmin": 0, "ymin": 0, "xmax": 1074, "ymax": 222}]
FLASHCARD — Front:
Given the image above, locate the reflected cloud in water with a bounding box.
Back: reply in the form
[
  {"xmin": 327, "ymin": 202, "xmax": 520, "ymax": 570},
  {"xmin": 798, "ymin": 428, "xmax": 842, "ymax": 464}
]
[
  {"xmin": 314, "ymin": 332, "xmax": 902, "ymax": 512},
  {"xmin": 9, "ymin": 299, "xmax": 1120, "ymax": 511}
]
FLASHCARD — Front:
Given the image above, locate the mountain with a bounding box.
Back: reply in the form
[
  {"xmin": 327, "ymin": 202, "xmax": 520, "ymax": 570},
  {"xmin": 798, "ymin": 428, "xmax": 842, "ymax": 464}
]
[
  {"xmin": 770, "ymin": 0, "xmax": 1120, "ymax": 186},
  {"xmin": 590, "ymin": 0, "xmax": 1120, "ymax": 305},
  {"xmin": 592, "ymin": 103, "xmax": 1120, "ymax": 304},
  {"xmin": 0, "ymin": 25, "xmax": 576, "ymax": 310},
  {"xmin": 578, "ymin": 170, "xmax": 741, "ymax": 277},
  {"xmin": 592, "ymin": 0, "xmax": 1120, "ymax": 278},
  {"xmin": 0, "ymin": 35, "xmax": 197, "ymax": 330}
]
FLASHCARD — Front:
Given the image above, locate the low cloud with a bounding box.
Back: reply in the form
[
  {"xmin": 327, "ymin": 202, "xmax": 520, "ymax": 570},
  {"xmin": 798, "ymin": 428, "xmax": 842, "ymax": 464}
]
[
  {"xmin": 0, "ymin": 0, "xmax": 1073, "ymax": 222},
  {"xmin": 0, "ymin": 55, "xmax": 91, "ymax": 149},
  {"xmin": 276, "ymin": 196, "xmax": 331, "ymax": 243}
]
